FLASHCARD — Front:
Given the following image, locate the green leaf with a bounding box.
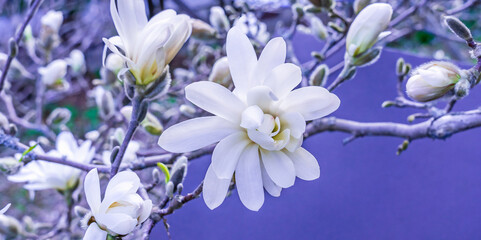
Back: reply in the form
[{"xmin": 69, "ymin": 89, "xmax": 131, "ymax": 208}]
[
  {"xmin": 157, "ymin": 162, "xmax": 171, "ymax": 184},
  {"xmin": 19, "ymin": 144, "xmax": 38, "ymax": 162}
]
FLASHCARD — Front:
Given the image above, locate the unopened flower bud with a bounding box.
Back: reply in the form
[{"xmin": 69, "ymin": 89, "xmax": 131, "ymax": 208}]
[
  {"xmin": 349, "ymin": 47, "xmax": 382, "ymax": 66},
  {"xmin": 346, "ymin": 3, "xmax": 392, "ymax": 57},
  {"xmin": 152, "ymin": 168, "xmax": 162, "ymax": 185},
  {"xmin": 66, "ymin": 49, "xmax": 86, "ymax": 76},
  {"xmin": 8, "ymin": 38, "xmax": 17, "ymax": 58},
  {"xmin": 105, "ymin": 53, "xmax": 124, "ymax": 74},
  {"xmin": 210, "ymin": 6, "xmax": 230, "ymax": 33},
  {"xmin": 191, "ymin": 19, "xmax": 216, "ymax": 40},
  {"xmin": 292, "ymin": 3, "xmax": 304, "ymax": 19},
  {"xmin": 208, "ymin": 57, "xmax": 232, "ymax": 87},
  {"xmin": 309, "ymin": 16, "xmax": 327, "ymax": 40},
  {"xmin": 121, "ymin": 106, "xmax": 164, "ymax": 135},
  {"xmin": 0, "ymin": 157, "xmax": 20, "ymax": 175},
  {"xmin": 328, "ymin": 22, "xmax": 344, "ymax": 33},
  {"xmin": 46, "ymin": 108, "xmax": 71, "ymax": 125},
  {"xmin": 179, "ymin": 104, "xmax": 196, "ymax": 118},
  {"xmin": 41, "ymin": 10, "xmax": 63, "ymax": 34},
  {"xmin": 0, "ymin": 214, "xmax": 22, "ymax": 237},
  {"xmin": 396, "ymin": 58, "xmax": 405, "ymax": 76},
  {"xmin": 406, "ymin": 61, "xmax": 461, "ymax": 102},
  {"xmin": 454, "ymin": 78, "xmax": 470, "ymax": 98},
  {"xmin": 353, "ymin": 0, "xmax": 371, "ymax": 14},
  {"xmin": 38, "ymin": 59, "xmax": 68, "ymax": 88},
  {"xmin": 444, "ymin": 16, "xmax": 472, "ymax": 41},
  {"xmin": 100, "ymin": 91, "xmax": 115, "ymax": 120},
  {"xmin": 309, "ymin": 64, "xmax": 329, "ymax": 86},
  {"xmin": 166, "ymin": 181, "xmax": 175, "ymax": 198}
]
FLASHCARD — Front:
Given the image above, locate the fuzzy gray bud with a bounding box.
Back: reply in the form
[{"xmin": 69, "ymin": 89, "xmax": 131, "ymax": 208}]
[
  {"xmin": 454, "ymin": 78, "xmax": 470, "ymax": 98},
  {"xmin": 309, "ymin": 64, "xmax": 329, "ymax": 87},
  {"xmin": 8, "ymin": 38, "xmax": 17, "ymax": 58},
  {"xmin": 152, "ymin": 168, "xmax": 162, "ymax": 185},
  {"xmin": 444, "ymin": 16, "xmax": 472, "ymax": 41},
  {"xmin": 110, "ymin": 146, "xmax": 120, "ymax": 164}
]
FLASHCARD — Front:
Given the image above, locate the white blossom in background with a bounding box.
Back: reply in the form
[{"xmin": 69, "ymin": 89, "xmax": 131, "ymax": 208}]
[
  {"xmin": 103, "ymin": 0, "xmax": 192, "ymax": 85},
  {"xmin": 234, "ymin": 13, "xmax": 270, "ymax": 43},
  {"xmin": 66, "ymin": 49, "xmax": 86, "ymax": 76},
  {"xmin": 83, "ymin": 169, "xmax": 152, "ymax": 239},
  {"xmin": 0, "ymin": 204, "xmax": 10, "ymax": 215},
  {"xmin": 8, "ymin": 132, "xmax": 95, "ymax": 191},
  {"xmin": 345, "ymin": 3, "xmax": 392, "ymax": 57},
  {"xmin": 105, "ymin": 53, "xmax": 125, "ymax": 74},
  {"xmin": 209, "ymin": 6, "xmax": 230, "ymax": 33},
  {"xmin": 208, "ymin": 57, "xmax": 232, "ymax": 87},
  {"xmin": 158, "ymin": 27, "xmax": 340, "ymax": 211},
  {"xmin": 406, "ymin": 61, "xmax": 461, "ymax": 102},
  {"xmin": 38, "ymin": 59, "xmax": 68, "ymax": 88},
  {"xmin": 40, "ymin": 10, "xmax": 63, "ymax": 34}
]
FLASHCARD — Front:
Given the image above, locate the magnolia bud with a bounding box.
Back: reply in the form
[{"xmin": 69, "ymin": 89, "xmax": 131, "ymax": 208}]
[
  {"xmin": 66, "ymin": 49, "xmax": 86, "ymax": 76},
  {"xmin": 46, "ymin": 108, "xmax": 71, "ymax": 125},
  {"xmin": 444, "ymin": 16, "xmax": 472, "ymax": 41},
  {"xmin": 406, "ymin": 61, "xmax": 461, "ymax": 102},
  {"xmin": 0, "ymin": 157, "xmax": 21, "ymax": 175},
  {"xmin": 353, "ymin": 0, "xmax": 371, "ymax": 14},
  {"xmin": 40, "ymin": 10, "xmax": 63, "ymax": 50},
  {"xmin": 346, "ymin": 3, "xmax": 392, "ymax": 57},
  {"xmin": 74, "ymin": 206, "xmax": 90, "ymax": 218},
  {"xmin": 349, "ymin": 47, "xmax": 382, "ymax": 66},
  {"xmin": 292, "ymin": 3, "xmax": 304, "ymax": 19},
  {"xmin": 0, "ymin": 215, "xmax": 22, "ymax": 237},
  {"xmin": 309, "ymin": 64, "xmax": 329, "ymax": 86},
  {"xmin": 166, "ymin": 181, "xmax": 175, "ymax": 198},
  {"xmin": 8, "ymin": 38, "xmax": 17, "ymax": 58},
  {"xmin": 191, "ymin": 19, "xmax": 216, "ymax": 40},
  {"xmin": 309, "ymin": 16, "xmax": 327, "ymax": 40},
  {"xmin": 454, "ymin": 78, "xmax": 470, "ymax": 98},
  {"xmin": 105, "ymin": 53, "xmax": 125, "ymax": 74},
  {"xmin": 179, "ymin": 104, "xmax": 196, "ymax": 117},
  {"xmin": 38, "ymin": 59, "xmax": 68, "ymax": 88},
  {"xmin": 208, "ymin": 57, "xmax": 232, "ymax": 87},
  {"xmin": 152, "ymin": 168, "xmax": 162, "ymax": 185},
  {"xmin": 100, "ymin": 91, "xmax": 115, "ymax": 120},
  {"xmin": 209, "ymin": 6, "xmax": 230, "ymax": 33},
  {"xmin": 121, "ymin": 106, "xmax": 164, "ymax": 135}
]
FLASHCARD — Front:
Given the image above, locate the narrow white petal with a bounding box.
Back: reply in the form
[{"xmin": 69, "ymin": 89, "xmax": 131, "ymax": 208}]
[
  {"xmin": 260, "ymin": 149, "xmax": 295, "ymax": 188},
  {"xmin": 84, "ymin": 223, "xmax": 108, "ymax": 240},
  {"xmin": 279, "ymin": 86, "xmax": 340, "ymax": 121},
  {"xmin": 280, "ymin": 112, "xmax": 305, "ymax": 139},
  {"xmin": 138, "ymin": 200, "xmax": 152, "ymax": 224},
  {"xmin": 264, "ymin": 63, "xmax": 302, "ymax": 99},
  {"xmin": 163, "ymin": 15, "xmax": 192, "ymax": 64},
  {"xmin": 185, "ymin": 81, "xmax": 245, "ymax": 123},
  {"xmin": 158, "ymin": 116, "xmax": 238, "ymax": 153},
  {"xmin": 84, "ymin": 169, "xmax": 102, "ymax": 213},
  {"xmin": 211, "ymin": 132, "xmax": 250, "ymax": 179},
  {"xmin": 226, "ymin": 27, "xmax": 257, "ymax": 96},
  {"xmin": 235, "ymin": 144, "xmax": 264, "ymax": 211},
  {"xmin": 97, "ymin": 213, "xmax": 137, "ymax": 235},
  {"xmin": 260, "ymin": 161, "xmax": 281, "ymax": 197},
  {"xmin": 240, "ymin": 105, "xmax": 264, "ymax": 129},
  {"xmin": 56, "ymin": 131, "xmax": 77, "ymax": 159},
  {"xmin": 105, "ymin": 171, "xmax": 140, "ymax": 198},
  {"xmin": 203, "ymin": 165, "xmax": 231, "ymax": 209},
  {"xmin": 284, "ymin": 148, "xmax": 320, "ymax": 180},
  {"xmin": 250, "ymin": 37, "xmax": 286, "ymax": 87},
  {"xmin": 0, "ymin": 203, "xmax": 10, "ymax": 214}
]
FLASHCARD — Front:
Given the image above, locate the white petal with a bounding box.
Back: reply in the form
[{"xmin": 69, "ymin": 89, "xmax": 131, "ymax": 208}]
[
  {"xmin": 260, "ymin": 161, "xmax": 281, "ymax": 197},
  {"xmin": 240, "ymin": 105, "xmax": 264, "ymax": 129},
  {"xmin": 260, "ymin": 149, "xmax": 295, "ymax": 188},
  {"xmin": 203, "ymin": 165, "xmax": 231, "ymax": 209},
  {"xmin": 97, "ymin": 213, "xmax": 137, "ymax": 235},
  {"xmin": 280, "ymin": 112, "xmax": 305, "ymax": 139},
  {"xmin": 235, "ymin": 144, "xmax": 264, "ymax": 211},
  {"xmin": 100, "ymin": 171, "xmax": 140, "ymax": 214},
  {"xmin": 84, "ymin": 169, "xmax": 102, "ymax": 214},
  {"xmin": 211, "ymin": 132, "xmax": 250, "ymax": 179},
  {"xmin": 56, "ymin": 131, "xmax": 77, "ymax": 159},
  {"xmin": 103, "ymin": 37, "xmax": 135, "ymax": 66},
  {"xmin": 284, "ymin": 148, "xmax": 320, "ymax": 180},
  {"xmin": 163, "ymin": 15, "xmax": 192, "ymax": 64},
  {"xmin": 278, "ymin": 86, "xmax": 340, "ymax": 121},
  {"xmin": 185, "ymin": 81, "xmax": 245, "ymax": 123},
  {"xmin": 158, "ymin": 116, "xmax": 238, "ymax": 153},
  {"xmin": 246, "ymin": 86, "xmax": 277, "ymax": 111},
  {"xmin": 285, "ymin": 135, "xmax": 303, "ymax": 152},
  {"xmin": 0, "ymin": 204, "xmax": 10, "ymax": 215},
  {"xmin": 226, "ymin": 27, "xmax": 257, "ymax": 96},
  {"xmin": 249, "ymin": 37, "xmax": 286, "ymax": 87},
  {"xmin": 138, "ymin": 200, "xmax": 152, "ymax": 224},
  {"xmin": 264, "ymin": 63, "xmax": 302, "ymax": 99},
  {"xmin": 84, "ymin": 223, "xmax": 108, "ymax": 240}
]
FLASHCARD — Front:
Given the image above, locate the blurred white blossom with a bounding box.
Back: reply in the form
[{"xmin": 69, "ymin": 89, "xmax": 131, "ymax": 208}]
[
  {"xmin": 66, "ymin": 49, "xmax": 86, "ymax": 76},
  {"xmin": 41, "ymin": 10, "xmax": 63, "ymax": 34},
  {"xmin": 158, "ymin": 27, "xmax": 340, "ymax": 211},
  {"xmin": 38, "ymin": 59, "xmax": 68, "ymax": 88},
  {"xmin": 83, "ymin": 169, "xmax": 152, "ymax": 239},
  {"xmin": 8, "ymin": 132, "xmax": 95, "ymax": 191}
]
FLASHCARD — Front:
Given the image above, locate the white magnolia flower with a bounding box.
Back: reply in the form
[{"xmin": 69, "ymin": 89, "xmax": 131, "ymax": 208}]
[
  {"xmin": 101, "ymin": 141, "xmax": 140, "ymax": 167},
  {"xmin": 38, "ymin": 59, "xmax": 68, "ymax": 87},
  {"xmin": 66, "ymin": 49, "xmax": 86, "ymax": 76},
  {"xmin": 0, "ymin": 204, "xmax": 10, "ymax": 215},
  {"xmin": 8, "ymin": 132, "xmax": 95, "ymax": 191},
  {"xmin": 345, "ymin": 3, "xmax": 392, "ymax": 57},
  {"xmin": 234, "ymin": 13, "xmax": 270, "ymax": 43},
  {"xmin": 83, "ymin": 169, "xmax": 152, "ymax": 239},
  {"xmin": 406, "ymin": 61, "xmax": 461, "ymax": 102},
  {"xmin": 103, "ymin": 0, "xmax": 191, "ymax": 85},
  {"xmin": 158, "ymin": 27, "xmax": 340, "ymax": 211},
  {"xmin": 41, "ymin": 10, "xmax": 63, "ymax": 34}
]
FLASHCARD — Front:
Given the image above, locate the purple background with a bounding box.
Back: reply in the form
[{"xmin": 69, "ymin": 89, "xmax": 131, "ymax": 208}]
[{"xmin": 152, "ymin": 33, "xmax": 481, "ymax": 239}]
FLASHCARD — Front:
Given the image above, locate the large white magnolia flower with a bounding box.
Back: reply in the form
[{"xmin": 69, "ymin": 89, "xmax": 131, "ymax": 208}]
[
  {"xmin": 83, "ymin": 169, "xmax": 152, "ymax": 239},
  {"xmin": 158, "ymin": 27, "xmax": 340, "ymax": 211},
  {"xmin": 103, "ymin": 0, "xmax": 191, "ymax": 85},
  {"xmin": 8, "ymin": 132, "xmax": 94, "ymax": 191}
]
